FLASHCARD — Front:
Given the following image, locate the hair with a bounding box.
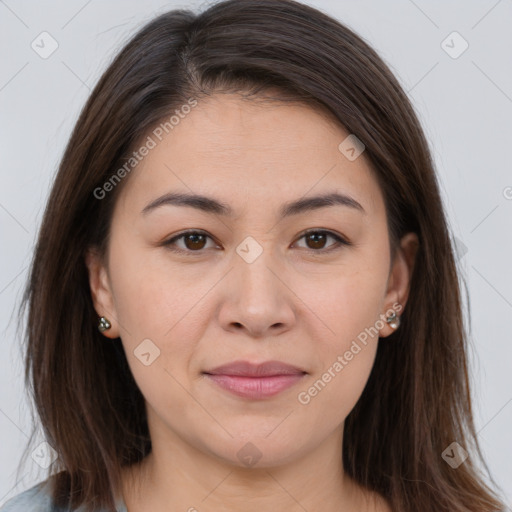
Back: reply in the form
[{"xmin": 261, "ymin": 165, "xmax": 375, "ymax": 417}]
[{"xmin": 15, "ymin": 0, "xmax": 506, "ymax": 511}]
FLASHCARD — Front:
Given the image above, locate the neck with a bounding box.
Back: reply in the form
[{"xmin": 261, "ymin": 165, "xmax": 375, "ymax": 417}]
[{"xmin": 120, "ymin": 425, "xmax": 383, "ymax": 512}]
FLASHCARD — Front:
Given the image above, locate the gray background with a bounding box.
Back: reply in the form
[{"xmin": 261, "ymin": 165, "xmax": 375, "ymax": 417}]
[{"xmin": 1, "ymin": 0, "xmax": 511, "ymax": 507}]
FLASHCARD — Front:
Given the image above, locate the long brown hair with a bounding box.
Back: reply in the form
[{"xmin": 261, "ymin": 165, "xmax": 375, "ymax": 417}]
[{"xmin": 17, "ymin": 1, "xmax": 506, "ymax": 510}]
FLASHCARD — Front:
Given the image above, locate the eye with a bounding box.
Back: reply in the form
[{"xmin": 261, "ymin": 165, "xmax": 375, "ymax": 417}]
[
  {"xmin": 293, "ymin": 229, "xmax": 350, "ymax": 252},
  {"xmin": 163, "ymin": 230, "xmax": 218, "ymax": 253},
  {"xmin": 162, "ymin": 229, "xmax": 350, "ymax": 254}
]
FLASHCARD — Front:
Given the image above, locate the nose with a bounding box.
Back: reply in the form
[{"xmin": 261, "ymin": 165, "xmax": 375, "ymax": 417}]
[{"xmin": 217, "ymin": 246, "xmax": 296, "ymax": 338}]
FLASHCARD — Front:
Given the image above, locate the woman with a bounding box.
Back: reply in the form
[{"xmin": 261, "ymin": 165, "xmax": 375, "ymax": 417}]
[{"xmin": 1, "ymin": 0, "xmax": 506, "ymax": 511}]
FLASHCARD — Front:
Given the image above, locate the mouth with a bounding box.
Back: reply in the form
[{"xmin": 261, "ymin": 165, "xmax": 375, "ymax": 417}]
[{"xmin": 202, "ymin": 360, "xmax": 307, "ymax": 399}]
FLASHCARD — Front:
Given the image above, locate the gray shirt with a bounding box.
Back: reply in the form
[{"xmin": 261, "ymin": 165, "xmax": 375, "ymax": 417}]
[{"xmin": 0, "ymin": 480, "xmax": 127, "ymax": 512}]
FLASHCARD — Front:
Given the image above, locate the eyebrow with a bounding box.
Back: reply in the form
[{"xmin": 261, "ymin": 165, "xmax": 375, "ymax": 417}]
[{"xmin": 141, "ymin": 191, "xmax": 366, "ymax": 218}]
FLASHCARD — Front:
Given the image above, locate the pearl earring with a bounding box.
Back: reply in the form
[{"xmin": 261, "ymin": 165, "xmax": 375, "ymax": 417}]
[
  {"xmin": 385, "ymin": 311, "xmax": 400, "ymax": 330},
  {"xmin": 98, "ymin": 316, "xmax": 111, "ymax": 332}
]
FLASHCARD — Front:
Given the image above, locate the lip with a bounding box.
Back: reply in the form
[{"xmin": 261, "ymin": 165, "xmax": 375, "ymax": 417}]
[
  {"xmin": 205, "ymin": 360, "xmax": 307, "ymax": 377},
  {"xmin": 202, "ymin": 360, "xmax": 307, "ymax": 399}
]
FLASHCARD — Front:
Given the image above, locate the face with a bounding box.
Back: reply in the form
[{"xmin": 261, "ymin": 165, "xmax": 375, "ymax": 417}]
[{"xmin": 87, "ymin": 93, "xmax": 417, "ymax": 468}]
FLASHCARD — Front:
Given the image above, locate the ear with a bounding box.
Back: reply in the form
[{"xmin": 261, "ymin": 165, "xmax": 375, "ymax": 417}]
[
  {"xmin": 85, "ymin": 247, "xmax": 120, "ymax": 338},
  {"xmin": 379, "ymin": 232, "xmax": 419, "ymax": 338}
]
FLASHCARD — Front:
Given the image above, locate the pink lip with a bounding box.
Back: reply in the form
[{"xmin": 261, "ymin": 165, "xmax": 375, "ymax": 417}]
[{"xmin": 203, "ymin": 360, "xmax": 307, "ymax": 399}]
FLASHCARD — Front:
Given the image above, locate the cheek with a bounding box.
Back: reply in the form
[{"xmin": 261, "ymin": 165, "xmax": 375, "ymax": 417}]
[
  {"xmin": 294, "ymin": 261, "xmax": 387, "ymax": 416},
  {"xmin": 107, "ymin": 243, "xmax": 210, "ymax": 385},
  {"xmin": 303, "ymin": 261, "xmax": 388, "ymax": 347},
  {"xmin": 110, "ymin": 264, "xmax": 197, "ymax": 412},
  {"xmin": 300, "ymin": 345, "xmax": 378, "ymax": 426},
  {"xmin": 108, "ymin": 238, "xmax": 197, "ymax": 337},
  {"xmin": 297, "ymin": 295, "xmax": 381, "ymax": 423}
]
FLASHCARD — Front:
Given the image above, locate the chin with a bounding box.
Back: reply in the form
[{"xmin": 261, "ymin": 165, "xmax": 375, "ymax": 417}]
[{"xmin": 204, "ymin": 431, "xmax": 309, "ymax": 469}]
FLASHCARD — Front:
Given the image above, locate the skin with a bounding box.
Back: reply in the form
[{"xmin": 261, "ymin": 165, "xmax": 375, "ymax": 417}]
[{"xmin": 86, "ymin": 92, "xmax": 418, "ymax": 512}]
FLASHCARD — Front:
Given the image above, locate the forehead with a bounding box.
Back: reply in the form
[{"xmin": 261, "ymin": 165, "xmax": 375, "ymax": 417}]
[
  {"xmin": 115, "ymin": 93, "xmax": 384, "ymax": 220},
  {"xmin": 163, "ymin": 93, "xmax": 351, "ymax": 160}
]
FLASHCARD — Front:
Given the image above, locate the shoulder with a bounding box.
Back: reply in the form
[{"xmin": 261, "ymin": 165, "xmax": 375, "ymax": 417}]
[
  {"xmin": 0, "ymin": 478, "xmax": 126, "ymax": 512},
  {"xmin": 0, "ymin": 480, "xmax": 56, "ymax": 512}
]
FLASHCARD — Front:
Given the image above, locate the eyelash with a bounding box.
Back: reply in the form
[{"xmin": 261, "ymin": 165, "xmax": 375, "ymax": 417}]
[{"xmin": 162, "ymin": 229, "xmax": 351, "ymax": 255}]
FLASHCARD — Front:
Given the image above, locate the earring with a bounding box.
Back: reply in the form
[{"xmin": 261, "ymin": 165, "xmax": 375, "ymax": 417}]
[
  {"xmin": 386, "ymin": 311, "xmax": 400, "ymax": 330},
  {"xmin": 98, "ymin": 316, "xmax": 111, "ymax": 332}
]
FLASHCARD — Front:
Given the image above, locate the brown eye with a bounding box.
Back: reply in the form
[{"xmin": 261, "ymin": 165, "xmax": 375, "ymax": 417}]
[
  {"xmin": 305, "ymin": 232, "xmax": 328, "ymax": 249},
  {"xmin": 163, "ymin": 230, "xmax": 216, "ymax": 253},
  {"xmin": 295, "ymin": 230, "xmax": 349, "ymax": 252},
  {"xmin": 182, "ymin": 233, "xmax": 208, "ymax": 250}
]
